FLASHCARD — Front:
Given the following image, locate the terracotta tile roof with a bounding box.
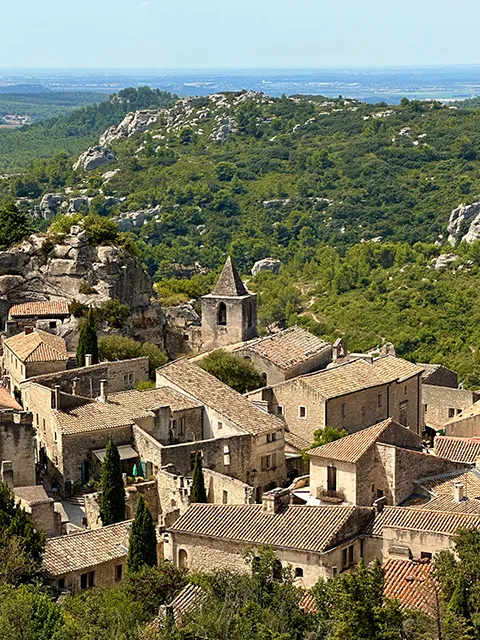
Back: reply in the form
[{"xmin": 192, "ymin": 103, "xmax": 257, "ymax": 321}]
[
  {"xmin": 434, "ymin": 436, "xmax": 480, "ymax": 464},
  {"xmin": 285, "ymin": 431, "xmax": 310, "ymax": 452},
  {"xmin": 43, "ymin": 521, "xmax": 131, "ymax": 575},
  {"xmin": 308, "ymin": 418, "xmax": 397, "ymax": 462},
  {"xmin": 211, "ymin": 256, "xmax": 248, "ymax": 297},
  {"xmin": 368, "ymin": 505, "xmax": 480, "ymax": 537},
  {"xmin": 236, "ymin": 326, "xmax": 331, "ymax": 370},
  {"xmin": 4, "ymin": 329, "xmax": 68, "ymax": 363},
  {"xmin": 157, "ymin": 359, "xmax": 283, "ymax": 435},
  {"xmin": 9, "ymin": 300, "xmax": 70, "ymax": 318},
  {"xmin": 372, "ymin": 355, "xmax": 425, "ymax": 383},
  {"xmin": 383, "ymin": 559, "xmax": 437, "ymax": 616},
  {"xmin": 171, "ymin": 583, "xmax": 206, "ymax": 626},
  {"xmin": 54, "ymin": 385, "xmax": 197, "ymax": 435},
  {"xmin": 300, "ymin": 359, "xmax": 387, "ymax": 399},
  {"xmin": 169, "ymin": 503, "xmax": 370, "ymax": 553},
  {"xmin": 298, "ymin": 592, "xmax": 317, "ymax": 614},
  {"xmin": 415, "ymin": 469, "xmax": 480, "ymax": 499},
  {"xmin": 0, "ymin": 387, "xmax": 22, "ymax": 410},
  {"xmin": 14, "ymin": 485, "xmax": 51, "ymax": 506},
  {"xmin": 406, "ymin": 494, "xmax": 480, "ymax": 515}
]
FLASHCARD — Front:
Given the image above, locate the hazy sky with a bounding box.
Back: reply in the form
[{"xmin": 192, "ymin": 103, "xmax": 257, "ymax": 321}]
[{"xmin": 2, "ymin": 0, "xmax": 480, "ymax": 68}]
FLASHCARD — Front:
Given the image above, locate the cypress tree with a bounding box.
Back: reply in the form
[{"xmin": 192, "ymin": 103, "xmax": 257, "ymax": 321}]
[
  {"xmin": 127, "ymin": 496, "xmax": 158, "ymax": 574},
  {"xmin": 190, "ymin": 452, "xmax": 207, "ymax": 503},
  {"xmin": 99, "ymin": 440, "xmax": 126, "ymax": 525},
  {"xmin": 449, "ymin": 574, "xmax": 471, "ymax": 621},
  {"xmin": 76, "ymin": 308, "xmax": 99, "ymax": 366}
]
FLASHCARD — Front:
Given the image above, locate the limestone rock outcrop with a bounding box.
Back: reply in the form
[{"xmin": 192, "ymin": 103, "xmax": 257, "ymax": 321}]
[
  {"xmin": 38, "ymin": 193, "xmax": 66, "ymax": 218},
  {"xmin": 251, "ymin": 258, "xmax": 281, "ymax": 277},
  {"xmin": 100, "ymin": 110, "xmax": 161, "ymax": 145},
  {"xmin": 112, "ymin": 211, "xmax": 145, "ymax": 232},
  {"xmin": 73, "ymin": 146, "xmax": 116, "ymax": 172},
  {"xmin": 434, "ymin": 254, "xmax": 458, "ymax": 269},
  {"xmin": 447, "ymin": 202, "xmax": 480, "ymax": 245}
]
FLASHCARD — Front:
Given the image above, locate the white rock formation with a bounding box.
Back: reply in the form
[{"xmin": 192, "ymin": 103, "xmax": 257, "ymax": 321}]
[
  {"xmin": 73, "ymin": 146, "xmax": 116, "ymax": 172},
  {"xmin": 100, "ymin": 110, "xmax": 162, "ymax": 145},
  {"xmin": 447, "ymin": 202, "xmax": 480, "ymax": 245},
  {"xmin": 251, "ymin": 258, "xmax": 281, "ymax": 277}
]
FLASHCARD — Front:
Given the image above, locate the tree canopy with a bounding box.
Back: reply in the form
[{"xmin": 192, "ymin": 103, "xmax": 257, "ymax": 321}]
[
  {"xmin": 199, "ymin": 349, "xmax": 265, "ymax": 393},
  {"xmin": 99, "ymin": 440, "xmax": 126, "ymax": 526}
]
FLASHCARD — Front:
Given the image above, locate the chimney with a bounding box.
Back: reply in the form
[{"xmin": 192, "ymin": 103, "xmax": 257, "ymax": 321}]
[
  {"xmin": 72, "ymin": 377, "xmax": 79, "ymax": 396},
  {"xmin": 54, "ymin": 385, "xmax": 61, "ymax": 411},
  {"xmin": 24, "ymin": 327, "xmax": 34, "ymax": 335},
  {"xmin": 262, "ymin": 487, "xmax": 290, "ymax": 513},
  {"xmin": 99, "ymin": 379, "xmax": 108, "ymax": 403},
  {"xmin": 85, "ymin": 354, "xmax": 92, "ymax": 367},
  {"xmin": 374, "ymin": 495, "xmax": 387, "ymax": 513},
  {"xmin": 1, "ymin": 461, "xmax": 14, "ymax": 490},
  {"xmin": 454, "ymin": 482, "xmax": 465, "ymax": 502}
]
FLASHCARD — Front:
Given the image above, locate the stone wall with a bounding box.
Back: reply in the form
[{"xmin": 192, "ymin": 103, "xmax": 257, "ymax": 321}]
[
  {"xmin": 445, "ymin": 413, "xmax": 480, "ymax": 438},
  {"xmin": 18, "ymin": 497, "xmax": 61, "ymax": 537},
  {"xmin": 326, "ymin": 385, "xmax": 390, "ymax": 435},
  {"xmin": 201, "ymin": 295, "xmax": 257, "ymax": 351},
  {"xmin": 423, "ymin": 384, "xmax": 479, "ymax": 430},
  {"xmin": 423, "ymin": 367, "xmax": 458, "ymax": 388},
  {"xmin": 203, "ymin": 468, "xmax": 255, "ymax": 505},
  {"xmin": 57, "ymin": 558, "xmax": 128, "ymax": 595},
  {"xmin": 0, "ymin": 411, "xmax": 36, "ymax": 487},
  {"xmin": 387, "ymin": 376, "xmax": 422, "ymax": 435},
  {"xmin": 125, "ymin": 480, "xmax": 160, "ymax": 521},
  {"xmin": 382, "ymin": 526, "xmax": 455, "ymax": 561}
]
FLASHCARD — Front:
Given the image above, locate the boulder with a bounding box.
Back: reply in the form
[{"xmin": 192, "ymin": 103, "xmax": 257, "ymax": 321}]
[
  {"xmin": 73, "ymin": 146, "xmax": 116, "ymax": 172},
  {"xmin": 251, "ymin": 258, "xmax": 281, "ymax": 277},
  {"xmin": 100, "ymin": 110, "xmax": 161, "ymax": 145},
  {"xmin": 113, "ymin": 211, "xmax": 145, "ymax": 232},
  {"xmin": 447, "ymin": 202, "xmax": 480, "ymax": 245},
  {"xmin": 434, "ymin": 254, "xmax": 458, "ymax": 269},
  {"xmin": 37, "ymin": 193, "xmax": 65, "ymax": 219},
  {"xmin": 67, "ymin": 197, "xmax": 90, "ymax": 213}
]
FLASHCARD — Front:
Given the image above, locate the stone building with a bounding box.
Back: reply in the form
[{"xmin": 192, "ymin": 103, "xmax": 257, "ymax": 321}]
[
  {"xmin": 307, "ymin": 419, "xmax": 465, "ymax": 508},
  {"xmin": 232, "ymin": 326, "xmax": 332, "ymax": 386},
  {"xmin": 14, "ymin": 485, "xmax": 62, "ymax": 537},
  {"xmin": 444, "ymin": 401, "xmax": 480, "ymax": 438},
  {"xmin": 7, "ymin": 300, "xmax": 71, "ymax": 335},
  {"xmin": 0, "ymin": 409, "xmax": 36, "ymax": 487},
  {"xmin": 3, "ymin": 329, "xmax": 68, "ymax": 392},
  {"xmin": 423, "ymin": 385, "xmax": 479, "ymax": 432},
  {"xmin": 156, "ymin": 358, "xmax": 287, "ymax": 498},
  {"xmin": 421, "ymin": 363, "xmax": 458, "ymax": 388},
  {"xmin": 43, "ymin": 520, "xmax": 162, "ymax": 594},
  {"xmin": 165, "ymin": 492, "xmax": 375, "ymax": 588},
  {"xmin": 201, "ymin": 257, "xmax": 258, "ymax": 351},
  {"xmin": 247, "ymin": 356, "xmax": 424, "ymax": 443}
]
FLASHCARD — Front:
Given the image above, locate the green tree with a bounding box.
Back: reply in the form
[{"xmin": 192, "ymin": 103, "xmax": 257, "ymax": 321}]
[
  {"xmin": 123, "ymin": 563, "xmax": 186, "ymax": 617},
  {"xmin": 448, "ymin": 575, "xmax": 470, "ymax": 620},
  {"xmin": 99, "ymin": 440, "xmax": 126, "ymax": 526},
  {"xmin": 127, "ymin": 496, "xmax": 158, "ymax": 574},
  {"xmin": 76, "ymin": 309, "xmax": 99, "ymax": 367},
  {"xmin": 0, "ymin": 202, "xmax": 31, "ymax": 250},
  {"xmin": 98, "ymin": 335, "xmax": 168, "ymax": 380},
  {"xmin": 190, "ymin": 452, "xmax": 207, "ymax": 504},
  {"xmin": 199, "ymin": 349, "xmax": 265, "ymax": 393},
  {"xmin": 0, "ymin": 583, "xmax": 63, "ymax": 640}
]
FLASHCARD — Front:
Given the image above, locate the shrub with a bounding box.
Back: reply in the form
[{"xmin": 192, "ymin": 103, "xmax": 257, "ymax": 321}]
[
  {"xmin": 98, "ymin": 335, "xmax": 168, "ymax": 379},
  {"xmin": 82, "ymin": 214, "xmax": 118, "ymax": 245},
  {"xmin": 98, "ymin": 299, "xmax": 130, "ymax": 327}
]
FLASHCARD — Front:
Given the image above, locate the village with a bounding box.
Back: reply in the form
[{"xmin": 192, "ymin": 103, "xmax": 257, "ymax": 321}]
[{"xmin": 0, "ymin": 254, "xmax": 479, "ymax": 621}]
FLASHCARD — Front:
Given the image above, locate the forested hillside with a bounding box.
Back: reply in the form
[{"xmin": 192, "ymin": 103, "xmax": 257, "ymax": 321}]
[
  {"xmin": 2, "ymin": 89, "xmax": 480, "ymax": 383},
  {"xmin": 0, "ymin": 91, "xmax": 105, "ymax": 124}
]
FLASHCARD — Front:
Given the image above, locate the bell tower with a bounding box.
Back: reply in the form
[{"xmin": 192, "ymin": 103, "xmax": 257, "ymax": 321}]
[{"xmin": 201, "ymin": 257, "xmax": 258, "ymax": 351}]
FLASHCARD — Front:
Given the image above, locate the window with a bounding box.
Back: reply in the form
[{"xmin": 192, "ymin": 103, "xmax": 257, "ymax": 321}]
[
  {"xmin": 170, "ymin": 419, "xmax": 177, "ymax": 433},
  {"xmin": 272, "ymin": 432, "xmax": 277, "ymax": 442},
  {"xmin": 424, "ymin": 404, "xmax": 428, "ymax": 413},
  {"xmin": 36, "ymin": 413, "xmax": 39, "ymax": 426},
  {"xmin": 327, "ymin": 465, "xmax": 337, "ymax": 492},
  {"xmin": 115, "ymin": 564, "xmax": 123, "ymax": 582},
  {"xmin": 217, "ymin": 421, "xmax": 223, "ymax": 430},
  {"xmin": 80, "ymin": 573, "xmax": 88, "ymax": 590},
  {"xmin": 299, "ymin": 406, "xmax": 307, "ymax": 419},
  {"xmin": 42, "ymin": 419, "xmax": 46, "ymax": 431},
  {"xmin": 295, "ymin": 567, "xmax": 304, "ymax": 578},
  {"xmin": 261, "ymin": 455, "xmax": 271, "ymax": 471},
  {"xmin": 377, "ymin": 394, "xmax": 382, "ymax": 408},
  {"xmin": 421, "ymin": 552, "xmax": 432, "ymax": 560},
  {"xmin": 179, "ymin": 417, "xmax": 185, "ymax": 435},
  {"xmin": 272, "ymin": 559, "xmax": 283, "ymax": 581},
  {"xmin": 342, "ymin": 545, "xmax": 355, "ymax": 569},
  {"xmin": 123, "ymin": 372, "xmax": 134, "ymax": 385},
  {"xmin": 222, "ymin": 490, "xmax": 228, "ymax": 504},
  {"xmin": 54, "ymin": 431, "xmax": 57, "ymax": 442},
  {"xmin": 57, "ymin": 578, "xmax": 65, "ymax": 590},
  {"xmin": 342, "ymin": 403, "xmax": 347, "ymax": 418},
  {"xmin": 276, "ymin": 405, "xmax": 284, "ymax": 416},
  {"xmin": 217, "ymin": 302, "xmax": 227, "ymax": 326},
  {"xmin": 456, "ymin": 408, "xmax": 462, "ymax": 415},
  {"xmin": 448, "ymin": 407, "xmax": 455, "ymax": 418},
  {"xmin": 266, "ymin": 434, "xmax": 271, "ymax": 443},
  {"xmin": 183, "ymin": 334, "xmax": 189, "ymax": 342},
  {"xmin": 179, "ymin": 549, "xmax": 188, "ymax": 569},
  {"xmin": 223, "ymin": 445, "xmax": 230, "ymax": 466},
  {"xmin": 404, "ymin": 385, "xmax": 407, "ymax": 395},
  {"xmin": 49, "ymin": 321, "xmax": 56, "ymax": 329},
  {"xmin": 376, "ymin": 488, "xmax": 384, "ymax": 499}
]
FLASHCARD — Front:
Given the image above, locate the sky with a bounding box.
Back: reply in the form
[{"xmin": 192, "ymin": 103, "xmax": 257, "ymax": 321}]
[{"xmin": 2, "ymin": 0, "xmax": 480, "ymax": 69}]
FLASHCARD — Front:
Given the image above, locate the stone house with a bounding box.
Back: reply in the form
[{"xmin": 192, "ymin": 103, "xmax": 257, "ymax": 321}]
[
  {"xmin": 247, "ymin": 356, "xmax": 424, "ymax": 443},
  {"xmin": 7, "ymin": 300, "xmax": 71, "ymax": 334},
  {"xmin": 156, "ymin": 358, "xmax": 287, "ymax": 498},
  {"xmin": 444, "ymin": 401, "xmax": 480, "ymax": 438},
  {"xmin": 0, "ymin": 409, "xmax": 36, "ymax": 487},
  {"xmin": 165, "ymin": 491, "xmax": 375, "ymax": 589},
  {"xmin": 423, "ymin": 385, "xmax": 479, "ymax": 432},
  {"xmin": 232, "ymin": 326, "xmax": 332, "ymax": 386},
  {"xmin": 421, "ymin": 363, "xmax": 458, "ymax": 388},
  {"xmin": 3, "ymin": 329, "xmax": 68, "ymax": 392},
  {"xmin": 14, "ymin": 485, "xmax": 62, "ymax": 537},
  {"xmin": 201, "ymin": 257, "xmax": 258, "ymax": 352},
  {"xmin": 43, "ymin": 520, "xmax": 162, "ymax": 594},
  {"xmin": 307, "ymin": 419, "xmax": 466, "ymax": 508}
]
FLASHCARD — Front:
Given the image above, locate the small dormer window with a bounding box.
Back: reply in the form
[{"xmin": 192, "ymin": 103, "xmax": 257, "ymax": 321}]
[
  {"xmin": 299, "ymin": 406, "xmax": 307, "ymax": 419},
  {"xmin": 217, "ymin": 302, "xmax": 227, "ymax": 326}
]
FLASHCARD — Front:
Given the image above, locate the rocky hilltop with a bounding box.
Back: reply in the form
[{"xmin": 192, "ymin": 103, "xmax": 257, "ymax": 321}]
[{"xmin": 0, "ymin": 226, "xmax": 165, "ymax": 343}]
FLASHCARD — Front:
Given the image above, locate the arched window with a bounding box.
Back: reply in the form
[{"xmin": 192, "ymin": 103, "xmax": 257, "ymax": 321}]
[
  {"xmin": 295, "ymin": 567, "xmax": 304, "ymax": 578},
  {"xmin": 178, "ymin": 549, "xmax": 188, "ymax": 569},
  {"xmin": 272, "ymin": 559, "xmax": 283, "ymax": 581},
  {"xmin": 217, "ymin": 302, "xmax": 227, "ymax": 326}
]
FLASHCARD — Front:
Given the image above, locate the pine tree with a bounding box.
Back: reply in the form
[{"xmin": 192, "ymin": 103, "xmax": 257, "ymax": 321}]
[
  {"xmin": 76, "ymin": 308, "xmax": 99, "ymax": 367},
  {"xmin": 190, "ymin": 452, "xmax": 207, "ymax": 503},
  {"xmin": 127, "ymin": 496, "xmax": 157, "ymax": 574},
  {"xmin": 448, "ymin": 574, "xmax": 471, "ymax": 620},
  {"xmin": 99, "ymin": 440, "xmax": 125, "ymax": 525}
]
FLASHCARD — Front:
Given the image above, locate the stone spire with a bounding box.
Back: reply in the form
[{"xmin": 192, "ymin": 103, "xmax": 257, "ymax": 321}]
[{"xmin": 212, "ymin": 256, "xmax": 248, "ymax": 297}]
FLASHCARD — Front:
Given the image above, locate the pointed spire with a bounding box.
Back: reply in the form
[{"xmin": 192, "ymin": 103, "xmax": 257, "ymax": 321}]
[{"xmin": 212, "ymin": 256, "xmax": 248, "ymax": 296}]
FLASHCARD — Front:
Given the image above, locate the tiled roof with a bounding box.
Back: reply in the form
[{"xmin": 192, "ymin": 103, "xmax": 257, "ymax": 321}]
[
  {"xmin": 236, "ymin": 326, "xmax": 330, "ymax": 370},
  {"xmin": 434, "ymin": 436, "xmax": 480, "ymax": 464},
  {"xmin": 404, "ymin": 494, "xmax": 480, "ymax": 515},
  {"xmin": 9, "ymin": 300, "xmax": 70, "ymax": 318},
  {"xmin": 169, "ymin": 503, "xmax": 369, "ymax": 553},
  {"xmin": 372, "ymin": 355, "xmax": 425, "ymax": 383},
  {"xmin": 54, "ymin": 385, "xmax": 198, "ymax": 435},
  {"xmin": 300, "ymin": 359, "xmax": 388, "ymax": 399},
  {"xmin": 43, "ymin": 521, "xmax": 131, "ymax": 575},
  {"xmin": 171, "ymin": 583, "xmax": 206, "ymax": 626},
  {"xmin": 298, "ymin": 592, "xmax": 317, "ymax": 614},
  {"xmin": 157, "ymin": 359, "xmax": 283, "ymax": 435},
  {"xmin": 308, "ymin": 418, "xmax": 396, "ymax": 462},
  {"xmin": 383, "ymin": 559, "xmax": 437, "ymax": 616},
  {"xmin": 4, "ymin": 329, "xmax": 68, "ymax": 363},
  {"xmin": 0, "ymin": 387, "xmax": 22, "ymax": 410},
  {"xmin": 211, "ymin": 256, "xmax": 248, "ymax": 297},
  {"xmin": 285, "ymin": 431, "xmax": 310, "ymax": 452},
  {"xmin": 415, "ymin": 469, "xmax": 480, "ymax": 499},
  {"xmin": 421, "ymin": 363, "xmax": 442, "ymax": 381},
  {"xmin": 368, "ymin": 506, "xmax": 480, "ymax": 536},
  {"xmin": 14, "ymin": 485, "xmax": 51, "ymax": 505}
]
